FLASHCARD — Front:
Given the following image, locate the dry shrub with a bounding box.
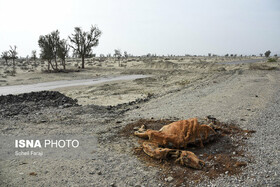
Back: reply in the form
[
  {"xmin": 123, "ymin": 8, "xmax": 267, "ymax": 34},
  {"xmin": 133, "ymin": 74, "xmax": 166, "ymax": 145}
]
[{"xmin": 249, "ymin": 63, "xmax": 278, "ymax": 70}]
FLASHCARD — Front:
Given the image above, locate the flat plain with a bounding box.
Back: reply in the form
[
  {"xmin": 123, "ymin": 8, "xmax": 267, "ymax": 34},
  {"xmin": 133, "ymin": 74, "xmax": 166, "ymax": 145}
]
[{"xmin": 0, "ymin": 56, "xmax": 279, "ymax": 186}]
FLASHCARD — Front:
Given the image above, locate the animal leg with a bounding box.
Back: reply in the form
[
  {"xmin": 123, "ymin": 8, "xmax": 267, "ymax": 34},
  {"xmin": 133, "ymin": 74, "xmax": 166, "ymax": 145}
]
[
  {"xmin": 142, "ymin": 141, "xmax": 175, "ymax": 160},
  {"xmin": 134, "ymin": 128, "xmax": 155, "ymax": 139}
]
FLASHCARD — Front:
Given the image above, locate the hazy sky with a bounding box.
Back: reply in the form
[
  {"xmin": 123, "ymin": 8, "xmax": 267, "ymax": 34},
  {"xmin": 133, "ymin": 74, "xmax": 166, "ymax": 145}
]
[{"xmin": 0, "ymin": 0, "xmax": 279, "ymax": 57}]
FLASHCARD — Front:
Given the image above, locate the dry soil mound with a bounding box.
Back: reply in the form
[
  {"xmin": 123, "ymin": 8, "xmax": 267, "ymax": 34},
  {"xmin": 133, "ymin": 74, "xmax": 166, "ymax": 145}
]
[
  {"xmin": 0, "ymin": 91, "xmax": 78, "ymax": 117},
  {"xmin": 142, "ymin": 60, "xmax": 179, "ymax": 69}
]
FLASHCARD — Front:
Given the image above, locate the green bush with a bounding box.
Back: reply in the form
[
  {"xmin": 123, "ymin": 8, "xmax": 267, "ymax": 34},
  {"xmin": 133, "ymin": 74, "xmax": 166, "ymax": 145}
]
[{"xmin": 267, "ymin": 57, "xmax": 278, "ymax": 62}]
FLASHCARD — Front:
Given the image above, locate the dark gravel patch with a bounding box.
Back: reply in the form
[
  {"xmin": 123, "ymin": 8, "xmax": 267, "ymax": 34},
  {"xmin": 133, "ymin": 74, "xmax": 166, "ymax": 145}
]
[{"xmin": 0, "ymin": 91, "xmax": 78, "ymax": 117}]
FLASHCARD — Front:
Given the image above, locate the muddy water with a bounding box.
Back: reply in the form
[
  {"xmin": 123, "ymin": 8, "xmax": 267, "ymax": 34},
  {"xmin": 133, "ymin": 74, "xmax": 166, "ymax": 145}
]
[{"xmin": 0, "ymin": 75, "xmax": 149, "ymax": 95}]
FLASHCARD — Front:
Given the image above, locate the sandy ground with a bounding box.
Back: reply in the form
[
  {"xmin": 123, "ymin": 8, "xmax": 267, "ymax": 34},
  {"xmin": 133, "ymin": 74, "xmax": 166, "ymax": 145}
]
[
  {"xmin": 0, "ymin": 56, "xmax": 280, "ymax": 186},
  {"xmin": 0, "ymin": 56, "xmax": 269, "ymax": 106}
]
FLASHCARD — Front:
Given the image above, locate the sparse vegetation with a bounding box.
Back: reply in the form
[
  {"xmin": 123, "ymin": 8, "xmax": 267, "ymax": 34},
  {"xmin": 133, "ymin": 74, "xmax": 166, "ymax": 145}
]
[
  {"xmin": 31, "ymin": 50, "xmax": 37, "ymax": 67},
  {"xmin": 265, "ymin": 50, "xmax": 271, "ymax": 58},
  {"xmin": 176, "ymin": 79, "xmax": 190, "ymax": 86},
  {"xmin": 57, "ymin": 39, "xmax": 70, "ymax": 70},
  {"xmin": 9, "ymin": 45, "xmax": 18, "ymax": 68},
  {"xmin": 267, "ymin": 57, "xmax": 278, "ymax": 62},
  {"xmin": 249, "ymin": 63, "xmax": 277, "ymax": 70},
  {"xmin": 124, "ymin": 51, "xmax": 128, "ymax": 59},
  {"xmin": 38, "ymin": 30, "xmax": 70, "ymax": 71},
  {"xmin": 114, "ymin": 49, "xmax": 122, "ymax": 66},
  {"xmin": 38, "ymin": 31, "xmax": 58, "ymax": 71},
  {"xmin": 1, "ymin": 51, "xmax": 9, "ymax": 65},
  {"xmin": 69, "ymin": 25, "xmax": 102, "ymax": 69}
]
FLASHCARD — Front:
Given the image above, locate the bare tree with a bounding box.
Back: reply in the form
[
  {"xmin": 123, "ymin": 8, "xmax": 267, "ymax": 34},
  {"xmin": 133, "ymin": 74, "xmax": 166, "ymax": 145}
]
[
  {"xmin": 50, "ymin": 30, "xmax": 60, "ymax": 70},
  {"xmin": 124, "ymin": 51, "xmax": 128, "ymax": 58},
  {"xmin": 99, "ymin": 54, "xmax": 106, "ymax": 62},
  {"xmin": 9, "ymin": 45, "xmax": 18, "ymax": 68},
  {"xmin": 31, "ymin": 50, "xmax": 37, "ymax": 66},
  {"xmin": 1, "ymin": 51, "xmax": 10, "ymax": 65},
  {"xmin": 69, "ymin": 25, "xmax": 102, "ymax": 69},
  {"xmin": 114, "ymin": 49, "xmax": 122, "ymax": 66},
  {"xmin": 57, "ymin": 39, "xmax": 69, "ymax": 70},
  {"xmin": 123, "ymin": 51, "xmax": 129, "ymax": 63}
]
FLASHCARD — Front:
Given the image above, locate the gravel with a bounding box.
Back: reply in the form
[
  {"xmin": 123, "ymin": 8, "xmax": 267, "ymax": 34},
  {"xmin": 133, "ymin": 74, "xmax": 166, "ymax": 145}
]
[
  {"xmin": 124, "ymin": 70, "xmax": 280, "ymax": 186},
  {"xmin": 0, "ymin": 91, "xmax": 78, "ymax": 117},
  {"xmin": 0, "ymin": 69, "xmax": 279, "ymax": 186}
]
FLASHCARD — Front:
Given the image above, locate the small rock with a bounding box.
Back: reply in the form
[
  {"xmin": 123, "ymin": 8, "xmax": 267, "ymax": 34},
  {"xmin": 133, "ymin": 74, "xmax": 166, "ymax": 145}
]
[
  {"xmin": 165, "ymin": 176, "xmax": 173, "ymax": 182},
  {"xmin": 29, "ymin": 172, "xmax": 37, "ymax": 176},
  {"xmin": 89, "ymin": 172, "xmax": 95, "ymax": 175},
  {"xmin": 63, "ymin": 103, "xmax": 72, "ymax": 108},
  {"xmin": 97, "ymin": 171, "xmax": 102, "ymax": 175}
]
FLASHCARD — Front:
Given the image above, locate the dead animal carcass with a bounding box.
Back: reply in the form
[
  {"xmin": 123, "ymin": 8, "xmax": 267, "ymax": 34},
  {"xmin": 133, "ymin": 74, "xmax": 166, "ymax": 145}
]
[{"xmin": 134, "ymin": 118, "xmax": 217, "ymax": 169}]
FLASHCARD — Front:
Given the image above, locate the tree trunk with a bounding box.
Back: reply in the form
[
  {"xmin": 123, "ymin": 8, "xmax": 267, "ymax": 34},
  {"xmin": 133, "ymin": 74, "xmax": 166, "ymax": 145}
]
[
  {"xmin": 82, "ymin": 56, "xmax": 85, "ymax": 69},
  {"xmin": 54, "ymin": 57, "xmax": 58, "ymax": 70},
  {"xmin": 63, "ymin": 60, "xmax": 66, "ymax": 70},
  {"xmin": 48, "ymin": 60, "xmax": 55, "ymax": 71}
]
